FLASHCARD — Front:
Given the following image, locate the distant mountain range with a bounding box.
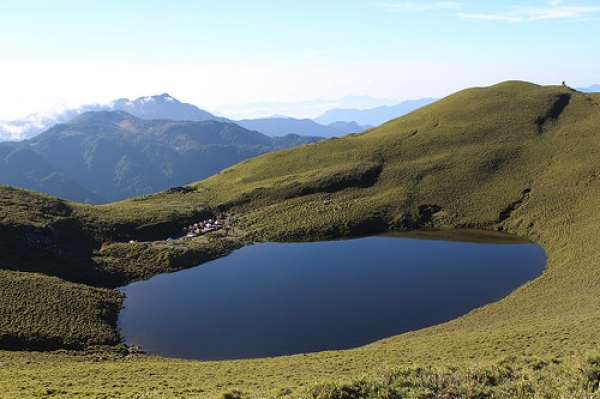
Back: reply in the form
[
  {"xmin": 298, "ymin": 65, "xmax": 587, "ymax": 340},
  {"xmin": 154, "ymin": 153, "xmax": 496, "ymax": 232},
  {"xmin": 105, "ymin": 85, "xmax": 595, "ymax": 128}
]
[
  {"xmin": 313, "ymin": 98, "xmax": 437, "ymax": 127},
  {"xmin": 213, "ymin": 95, "xmax": 399, "ymax": 120},
  {"xmin": 0, "ymin": 92, "xmax": 446, "ymax": 203},
  {"xmin": 0, "ymin": 110, "xmax": 322, "ymax": 203},
  {"xmin": 1, "ymin": 93, "xmax": 438, "ymax": 141},
  {"xmin": 0, "ymin": 94, "xmax": 223, "ymax": 141},
  {"xmin": 236, "ymin": 117, "xmax": 369, "ymax": 138},
  {"xmin": 577, "ymin": 84, "xmax": 600, "ymax": 93},
  {"xmin": 3, "ymin": 85, "xmax": 599, "ymax": 142}
]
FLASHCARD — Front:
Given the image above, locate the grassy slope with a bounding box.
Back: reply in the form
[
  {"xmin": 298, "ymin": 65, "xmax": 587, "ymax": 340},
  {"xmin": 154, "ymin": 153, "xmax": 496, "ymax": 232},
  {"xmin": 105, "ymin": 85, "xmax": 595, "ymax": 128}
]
[
  {"xmin": 1, "ymin": 81, "xmax": 599, "ymax": 397},
  {"xmin": 192, "ymin": 80, "xmax": 600, "ymax": 361}
]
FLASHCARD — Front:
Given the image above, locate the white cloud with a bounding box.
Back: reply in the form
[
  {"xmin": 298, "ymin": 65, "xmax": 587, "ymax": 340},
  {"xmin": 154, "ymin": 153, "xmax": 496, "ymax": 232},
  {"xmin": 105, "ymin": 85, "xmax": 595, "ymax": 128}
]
[
  {"xmin": 372, "ymin": 1, "xmax": 460, "ymax": 12},
  {"xmin": 456, "ymin": 12, "xmax": 522, "ymax": 22},
  {"xmin": 0, "ymin": 123, "xmax": 29, "ymax": 141},
  {"xmin": 457, "ymin": 2, "xmax": 600, "ymax": 22}
]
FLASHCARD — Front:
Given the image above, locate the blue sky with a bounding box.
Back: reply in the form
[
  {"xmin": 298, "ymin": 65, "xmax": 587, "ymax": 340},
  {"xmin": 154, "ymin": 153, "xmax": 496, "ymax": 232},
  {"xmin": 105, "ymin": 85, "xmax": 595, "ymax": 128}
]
[{"xmin": 0, "ymin": 0, "xmax": 598, "ymax": 119}]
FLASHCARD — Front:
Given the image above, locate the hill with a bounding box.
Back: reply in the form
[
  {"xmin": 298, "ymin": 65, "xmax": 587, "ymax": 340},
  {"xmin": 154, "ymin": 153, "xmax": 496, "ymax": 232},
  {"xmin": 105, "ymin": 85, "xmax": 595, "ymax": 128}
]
[
  {"xmin": 0, "ymin": 110, "xmax": 323, "ymax": 203},
  {"xmin": 0, "ymin": 81, "xmax": 599, "ymax": 397}
]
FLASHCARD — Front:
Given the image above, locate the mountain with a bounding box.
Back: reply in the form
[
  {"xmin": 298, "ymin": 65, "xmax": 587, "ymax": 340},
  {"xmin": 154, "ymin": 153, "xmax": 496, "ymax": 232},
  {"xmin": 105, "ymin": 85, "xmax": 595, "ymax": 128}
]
[
  {"xmin": 109, "ymin": 93, "xmax": 226, "ymax": 122},
  {"xmin": 577, "ymin": 83, "xmax": 600, "ymax": 92},
  {"xmin": 0, "ymin": 107, "xmax": 92, "ymax": 142},
  {"xmin": 0, "ymin": 93, "xmax": 225, "ymax": 142},
  {"xmin": 235, "ymin": 117, "xmax": 369, "ymax": 138},
  {"xmin": 2, "ymin": 81, "xmax": 600, "ymax": 397},
  {"xmin": 313, "ymin": 98, "xmax": 437, "ymax": 126},
  {"xmin": 0, "ymin": 93, "xmax": 430, "ymax": 142},
  {"xmin": 0, "ymin": 110, "xmax": 322, "ymax": 203},
  {"xmin": 326, "ymin": 121, "xmax": 372, "ymax": 134},
  {"xmin": 0, "ymin": 143, "xmax": 105, "ymax": 203},
  {"xmin": 214, "ymin": 95, "xmax": 398, "ymax": 120}
]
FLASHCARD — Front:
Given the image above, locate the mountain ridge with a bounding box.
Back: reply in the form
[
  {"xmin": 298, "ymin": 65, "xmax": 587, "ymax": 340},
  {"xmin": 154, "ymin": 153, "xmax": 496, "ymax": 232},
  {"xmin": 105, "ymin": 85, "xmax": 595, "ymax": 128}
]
[
  {"xmin": 235, "ymin": 117, "xmax": 369, "ymax": 138},
  {"xmin": 0, "ymin": 110, "xmax": 323, "ymax": 203},
  {"xmin": 0, "ymin": 93, "xmax": 435, "ymax": 141},
  {"xmin": 109, "ymin": 93, "xmax": 227, "ymax": 122},
  {"xmin": 313, "ymin": 97, "xmax": 437, "ymax": 126},
  {"xmin": 0, "ymin": 93, "xmax": 225, "ymax": 141}
]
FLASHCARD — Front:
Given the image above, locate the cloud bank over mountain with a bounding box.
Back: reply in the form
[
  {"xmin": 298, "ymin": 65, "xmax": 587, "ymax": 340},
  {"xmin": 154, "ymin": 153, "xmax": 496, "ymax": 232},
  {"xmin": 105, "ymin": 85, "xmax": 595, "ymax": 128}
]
[
  {"xmin": 0, "ymin": 94, "xmax": 222, "ymax": 141},
  {"xmin": 0, "ymin": 94, "xmax": 427, "ymax": 141}
]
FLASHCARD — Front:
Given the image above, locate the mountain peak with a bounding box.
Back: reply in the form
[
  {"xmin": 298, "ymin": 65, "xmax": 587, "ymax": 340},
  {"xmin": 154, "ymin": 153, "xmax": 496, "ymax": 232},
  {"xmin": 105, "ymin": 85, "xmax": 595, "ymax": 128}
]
[
  {"xmin": 159, "ymin": 93, "xmax": 176, "ymax": 101},
  {"xmin": 108, "ymin": 94, "xmax": 222, "ymax": 122},
  {"xmin": 133, "ymin": 93, "xmax": 178, "ymax": 105}
]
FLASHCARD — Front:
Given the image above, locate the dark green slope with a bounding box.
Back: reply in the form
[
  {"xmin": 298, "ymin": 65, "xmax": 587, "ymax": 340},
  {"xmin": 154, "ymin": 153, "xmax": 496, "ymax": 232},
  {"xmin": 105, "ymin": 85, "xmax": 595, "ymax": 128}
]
[
  {"xmin": 0, "ymin": 81, "xmax": 599, "ymax": 396},
  {"xmin": 197, "ymin": 81, "xmax": 597, "ymax": 236}
]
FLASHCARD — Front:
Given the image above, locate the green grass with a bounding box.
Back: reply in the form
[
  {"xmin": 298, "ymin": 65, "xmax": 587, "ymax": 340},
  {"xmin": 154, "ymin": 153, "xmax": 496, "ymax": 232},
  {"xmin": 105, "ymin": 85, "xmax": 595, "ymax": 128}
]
[
  {"xmin": 1, "ymin": 81, "xmax": 599, "ymax": 397},
  {"xmin": 1, "ymin": 351, "xmax": 599, "ymax": 398},
  {"xmin": 0, "ymin": 270, "xmax": 122, "ymax": 351}
]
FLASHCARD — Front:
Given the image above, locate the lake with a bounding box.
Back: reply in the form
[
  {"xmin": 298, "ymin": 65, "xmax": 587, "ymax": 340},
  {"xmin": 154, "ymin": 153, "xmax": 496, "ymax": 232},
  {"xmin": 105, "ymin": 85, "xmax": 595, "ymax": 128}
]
[{"xmin": 118, "ymin": 231, "xmax": 546, "ymax": 360}]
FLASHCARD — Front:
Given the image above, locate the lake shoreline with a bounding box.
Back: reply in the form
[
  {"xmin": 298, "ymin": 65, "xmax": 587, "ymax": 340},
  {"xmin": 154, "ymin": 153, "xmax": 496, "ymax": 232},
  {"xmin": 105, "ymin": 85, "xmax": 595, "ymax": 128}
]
[{"xmin": 118, "ymin": 231, "xmax": 545, "ymax": 360}]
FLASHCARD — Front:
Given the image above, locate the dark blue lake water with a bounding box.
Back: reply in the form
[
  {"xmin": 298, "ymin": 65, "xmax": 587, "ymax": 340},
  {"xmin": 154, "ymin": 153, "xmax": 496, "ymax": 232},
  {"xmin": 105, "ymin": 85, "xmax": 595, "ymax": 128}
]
[{"xmin": 118, "ymin": 231, "xmax": 546, "ymax": 360}]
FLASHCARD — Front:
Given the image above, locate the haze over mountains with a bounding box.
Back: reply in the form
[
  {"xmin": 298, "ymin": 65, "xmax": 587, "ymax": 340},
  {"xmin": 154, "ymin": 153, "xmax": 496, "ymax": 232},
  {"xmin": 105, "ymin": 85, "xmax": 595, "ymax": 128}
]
[
  {"xmin": 212, "ymin": 95, "xmax": 402, "ymax": 121},
  {"xmin": 235, "ymin": 117, "xmax": 368, "ymax": 138},
  {"xmin": 578, "ymin": 84, "xmax": 600, "ymax": 92},
  {"xmin": 313, "ymin": 98, "xmax": 436, "ymax": 126},
  {"xmin": 0, "ymin": 94, "xmax": 224, "ymax": 141},
  {"xmin": 0, "ymin": 93, "xmax": 437, "ymax": 141},
  {"xmin": 5, "ymin": 84, "xmax": 598, "ymax": 143}
]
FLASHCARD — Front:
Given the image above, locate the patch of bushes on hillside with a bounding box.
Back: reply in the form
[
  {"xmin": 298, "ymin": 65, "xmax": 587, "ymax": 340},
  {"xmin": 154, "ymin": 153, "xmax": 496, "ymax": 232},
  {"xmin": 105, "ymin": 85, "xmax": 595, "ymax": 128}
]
[{"xmin": 0, "ymin": 270, "xmax": 122, "ymax": 351}]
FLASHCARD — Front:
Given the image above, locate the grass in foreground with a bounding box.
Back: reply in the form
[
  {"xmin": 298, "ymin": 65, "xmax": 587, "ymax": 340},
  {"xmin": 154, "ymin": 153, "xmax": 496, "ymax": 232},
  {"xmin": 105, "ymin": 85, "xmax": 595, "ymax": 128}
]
[{"xmin": 0, "ymin": 351, "xmax": 599, "ymax": 398}]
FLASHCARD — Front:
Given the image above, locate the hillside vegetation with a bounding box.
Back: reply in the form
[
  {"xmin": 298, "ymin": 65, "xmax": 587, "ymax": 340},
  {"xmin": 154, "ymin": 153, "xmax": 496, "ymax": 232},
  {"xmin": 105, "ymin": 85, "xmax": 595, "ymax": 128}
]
[{"xmin": 0, "ymin": 81, "xmax": 599, "ymax": 397}]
